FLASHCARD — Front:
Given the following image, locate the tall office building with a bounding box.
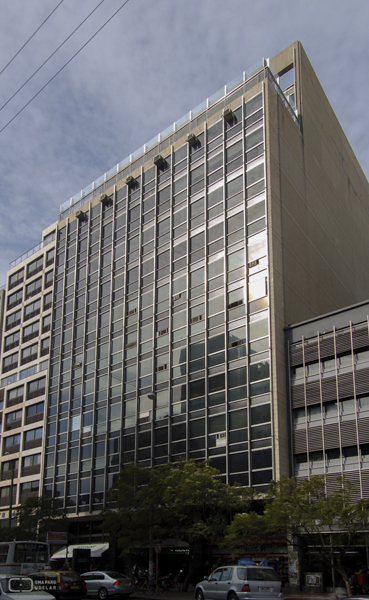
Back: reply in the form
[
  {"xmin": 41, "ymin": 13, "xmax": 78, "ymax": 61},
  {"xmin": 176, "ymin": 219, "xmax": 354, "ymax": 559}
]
[{"xmin": 1, "ymin": 41, "xmax": 369, "ymax": 536}]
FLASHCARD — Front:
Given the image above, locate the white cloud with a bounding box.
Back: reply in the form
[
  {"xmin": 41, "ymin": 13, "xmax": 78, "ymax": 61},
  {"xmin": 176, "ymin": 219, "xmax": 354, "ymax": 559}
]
[{"xmin": 0, "ymin": 0, "xmax": 369, "ymax": 284}]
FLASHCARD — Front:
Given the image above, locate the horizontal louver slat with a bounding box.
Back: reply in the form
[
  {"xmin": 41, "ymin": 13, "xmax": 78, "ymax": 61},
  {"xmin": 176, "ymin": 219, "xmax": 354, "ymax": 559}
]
[
  {"xmin": 340, "ymin": 421, "xmax": 357, "ymax": 446},
  {"xmin": 319, "ymin": 337, "xmax": 335, "ymax": 360},
  {"xmin": 323, "ymin": 423, "xmax": 340, "ymax": 449},
  {"xmin": 290, "ymin": 345, "xmax": 303, "ymax": 367},
  {"xmin": 337, "ymin": 372, "xmax": 354, "ymax": 399},
  {"xmin": 358, "ymin": 417, "xmax": 369, "ymax": 443},
  {"xmin": 307, "ymin": 426, "xmax": 323, "ymax": 451},
  {"xmin": 355, "ymin": 368, "xmax": 369, "ymax": 395},
  {"xmin": 352, "ymin": 327, "xmax": 369, "ymax": 351},
  {"xmin": 291, "ymin": 384, "xmax": 305, "ymax": 408},
  {"xmin": 335, "ymin": 331, "xmax": 352, "ymax": 354},
  {"xmin": 293, "ymin": 429, "xmax": 307, "ymax": 453}
]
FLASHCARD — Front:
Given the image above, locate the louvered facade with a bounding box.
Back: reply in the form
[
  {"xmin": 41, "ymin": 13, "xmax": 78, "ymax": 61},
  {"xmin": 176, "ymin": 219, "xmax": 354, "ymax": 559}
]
[{"xmin": 286, "ymin": 301, "xmax": 369, "ymax": 499}]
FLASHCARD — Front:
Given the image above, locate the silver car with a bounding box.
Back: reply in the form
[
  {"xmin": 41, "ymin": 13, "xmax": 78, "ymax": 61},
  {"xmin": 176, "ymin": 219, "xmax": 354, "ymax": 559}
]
[
  {"xmin": 81, "ymin": 572, "xmax": 135, "ymax": 600},
  {"xmin": 195, "ymin": 566, "xmax": 283, "ymax": 600},
  {"xmin": 0, "ymin": 576, "xmax": 54, "ymax": 600}
]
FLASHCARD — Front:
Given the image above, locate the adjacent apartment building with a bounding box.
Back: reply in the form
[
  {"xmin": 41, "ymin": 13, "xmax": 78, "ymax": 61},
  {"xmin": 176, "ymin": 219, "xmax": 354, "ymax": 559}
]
[
  {"xmin": 1, "ymin": 41, "xmax": 369, "ymax": 537},
  {"xmin": 286, "ymin": 301, "xmax": 369, "ymax": 498}
]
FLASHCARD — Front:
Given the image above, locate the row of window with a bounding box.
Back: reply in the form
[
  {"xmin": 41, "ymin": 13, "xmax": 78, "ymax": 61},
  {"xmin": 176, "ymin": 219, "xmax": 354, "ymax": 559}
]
[
  {"xmin": 295, "ymin": 443, "xmax": 369, "ymax": 468},
  {"xmin": 8, "ymin": 249, "xmax": 54, "ymax": 290},
  {"xmin": 293, "ymin": 395, "xmax": 369, "ymax": 424},
  {"xmin": 5, "ymin": 292, "xmax": 52, "ymax": 332},
  {"xmin": 7, "ymin": 270, "xmax": 53, "ymax": 310},
  {"xmin": 292, "ymin": 350, "xmax": 369, "ymax": 380},
  {"xmin": 2, "ymin": 426, "xmax": 43, "ymax": 455},
  {"xmin": 0, "ymin": 453, "xmax": 41, "ymax": 480}
]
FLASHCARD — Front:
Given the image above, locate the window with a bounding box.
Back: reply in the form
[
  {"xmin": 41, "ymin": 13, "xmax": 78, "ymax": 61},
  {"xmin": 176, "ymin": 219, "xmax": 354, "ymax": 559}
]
[
  {"xmin": 24, "ymin": 427, "xmax": 43, "ymax": 441},
  {"xmin": 43, "ymin": 292, "xmax": 53, "ymax": 310},
  {"xmin": 5, "ymin": 409, "xmax": 22, "ymax": 425},
  {"xmin": 42, "ymin": 314, "xmax": 52, "ymax": 333},
  {"xmin": 4, "ymin": 331, "xmax": 20, "ymax": 351},
  {"xmin": 24, "ymin": 299, "xmax": 41, "ymax": 321},
  {"xmin": 44, "ymin": 270, "xmax": 53, "ymax": 288},
  {"xmin": 27, "ymin": 377, "xmax": 46, "ymax": 400},
  {"xmin": 21, "ymin": 343, "xmax": 38, "ymax": 365},
  {"xmin": 25, "ymin": 277, "xmax": 42, "ymax": 299},
  {"xmin": 7, "ymin": 385, "xmax": 24, "ymax": 404},
  {"xmin": 23, "ymin": 321, "xmax": 39, "ymax": 342},
  {"xmin": 8, "ymin": 269, "xmax": 24, "ymax": 289},
  {"xmin": 6, "ymin": 309, "xmax": 21, "ymax": 330},
  {"xmin": 23, "ymin": 454, "xmax": 41, "ymax": 469},
  {"xmin": 2, "ymin": 352, "xmax": 18, "ymax": 373},
  {"xmin": 3, "ymin": 433, "xmax": 20, "ymax": 450},
  {"xmin": 27, "ymin": 256, "xmax": 43, "ymax": 278},
  {"xmin": 7, "ymin": 289, "xmax": 23, "ymax": 309}
]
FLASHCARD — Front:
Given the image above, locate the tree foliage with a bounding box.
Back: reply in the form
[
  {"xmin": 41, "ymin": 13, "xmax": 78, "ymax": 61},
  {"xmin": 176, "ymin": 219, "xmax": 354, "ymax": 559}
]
[
  {"xmin": 226, "ymin": 476, "xmax": 369, "ymax": 596},
  {"xmin": 103, "ymin": 460, "xmax": 254, "ymax": 587},
  {"xmin": 15, "ymin": 496, "xmax": 67, "ymax": 541}
]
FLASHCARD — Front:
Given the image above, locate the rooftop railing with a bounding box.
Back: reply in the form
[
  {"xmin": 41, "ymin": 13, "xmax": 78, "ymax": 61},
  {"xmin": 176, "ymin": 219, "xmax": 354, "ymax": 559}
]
[
  {"xmin": 58, "ymin": 60, "xmax": 298, "ymax": 222},
  {"xmin": 9, "ymin": 232, "xmax": 56, "ymax": 270}
]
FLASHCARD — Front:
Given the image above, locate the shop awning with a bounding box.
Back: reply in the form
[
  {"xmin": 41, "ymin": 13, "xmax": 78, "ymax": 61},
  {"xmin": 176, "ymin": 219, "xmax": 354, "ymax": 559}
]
[{"xmin": 51, "ymin": 543, "xmax": 109, "ymax": 559}]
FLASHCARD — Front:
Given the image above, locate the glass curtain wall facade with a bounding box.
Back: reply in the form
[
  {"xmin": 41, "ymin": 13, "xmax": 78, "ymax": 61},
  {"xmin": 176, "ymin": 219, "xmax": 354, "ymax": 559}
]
[{"xmin": 43, "ymin": 88, "xmax": 276, "ymax": 515}]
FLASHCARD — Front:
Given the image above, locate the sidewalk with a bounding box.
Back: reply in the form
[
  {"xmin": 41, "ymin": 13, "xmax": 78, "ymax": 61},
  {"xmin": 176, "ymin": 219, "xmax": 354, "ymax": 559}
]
[{"xmin": 132, "ymin": 588, "xmax": 347, "ymax": 600}]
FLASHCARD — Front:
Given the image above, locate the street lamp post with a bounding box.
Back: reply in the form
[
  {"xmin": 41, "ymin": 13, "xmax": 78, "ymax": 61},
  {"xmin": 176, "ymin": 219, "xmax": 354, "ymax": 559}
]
[
  {"xmin": 147, "ymin": 390, "xmax": 155, "ymax": 582},
  {"xmin": 8, "ymin": 458, "xmax": 15, "ymax": 529}
]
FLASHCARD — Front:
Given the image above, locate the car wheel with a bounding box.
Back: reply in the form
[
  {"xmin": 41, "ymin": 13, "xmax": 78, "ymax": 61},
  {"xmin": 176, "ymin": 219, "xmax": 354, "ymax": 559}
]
[
  {"xmin": 98, "ymin": 587, "xmax": 108, "ymax": 600},
  {"xmin": 195, "ymin": 589, "xmax": 204, "ymax": 600},
  {"xmin": 228, "ymin": 592, "xmax": 238, "ymax": 600}
]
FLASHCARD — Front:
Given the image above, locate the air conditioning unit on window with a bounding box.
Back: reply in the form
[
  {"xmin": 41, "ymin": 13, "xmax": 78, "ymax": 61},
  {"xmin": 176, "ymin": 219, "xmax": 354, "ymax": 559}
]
[
  {"xmin": 126, "ymin": 175, "xmax": 136, "ymax": 188},
  {"xmin": 100, "ymin": 193, "xmax": 110, "ymax": 205},
  {"xmin": 75, "ymin": 210, "xmax": 85, "ymax": 221},
  {"xmin": 187, "ymin": 133, "xmax": 199, "ymax": 147},
  {"xmin": 153, "ymin": 154, "xmax": 166, "ymax": 169},
  {"xmin": 223, "ymin": 107, "xmax": 234, "ymax": 124},
  {"xmin": 216, "ymin": 432, "xmax": 227, "ymax": 447}
]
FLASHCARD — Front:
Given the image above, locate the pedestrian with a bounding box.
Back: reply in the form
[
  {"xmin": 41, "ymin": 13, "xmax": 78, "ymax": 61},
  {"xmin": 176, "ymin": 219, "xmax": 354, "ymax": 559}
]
[{"xmin": 362, "ymin": 568, "xmax": 369, "ymax": 593}]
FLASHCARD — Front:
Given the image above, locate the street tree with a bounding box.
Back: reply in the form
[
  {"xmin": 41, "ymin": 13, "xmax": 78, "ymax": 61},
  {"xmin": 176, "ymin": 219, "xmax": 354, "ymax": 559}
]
[
  {"xmin": 103, "ymin": 460, "xmax": 254, "ymax": 589},
  {"xmin": 16, "ymin": 496, "xmax": 67, "ymax": 541},
  {"xmin": 226, "ymin": 476, "xmax": 369, "ymax": 596}
]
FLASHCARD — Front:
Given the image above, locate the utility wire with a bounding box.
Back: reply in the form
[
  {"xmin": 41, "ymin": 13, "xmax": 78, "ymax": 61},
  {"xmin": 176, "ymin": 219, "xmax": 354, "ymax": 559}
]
[
  {"xmin": 0, "ymin": 0, "xmax": 132, "ymax": 135},
  {"xmin": 0, "ymin": 0, "xmax": 65, "ymax": 77},
  {"xmin": 0, "ymin": 0, "xmax": 106, "ymax": 113}
]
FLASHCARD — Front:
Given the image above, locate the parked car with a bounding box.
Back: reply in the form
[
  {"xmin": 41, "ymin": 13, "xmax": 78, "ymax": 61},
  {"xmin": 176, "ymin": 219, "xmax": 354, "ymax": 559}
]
[
  {"xmin": 0, "ymin": 575, "xmax": 54, "ymax": 600},
  {"xmin": 81, "ymin": 572, "xmax": 135, "ymax": 600},
  {"xmin": 27, "ymin": 571, "xmax": 87, "ymax": 600},
  {"xmin": 194, "ymin": 565, "xmax": 283, "ymax": 600}
]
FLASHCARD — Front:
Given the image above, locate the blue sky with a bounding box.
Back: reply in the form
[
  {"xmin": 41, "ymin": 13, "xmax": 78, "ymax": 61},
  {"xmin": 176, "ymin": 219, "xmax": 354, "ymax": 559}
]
[{"xmin": 0, "ymin": 0, "xmax": 368, "ymax": 285}]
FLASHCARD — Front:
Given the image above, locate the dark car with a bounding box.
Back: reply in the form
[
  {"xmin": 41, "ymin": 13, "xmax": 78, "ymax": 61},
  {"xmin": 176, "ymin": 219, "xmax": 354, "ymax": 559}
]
[
  {"xmin": 81, "ymin": 572, "xmax": 135, "ymax": 600},
  {"xmin": 28, "ymin": 571, "xmax": 87, "ymax": 600},
  {"xmin": 195, "ymin": 566, "xmax": 283, "ymax": 600}
]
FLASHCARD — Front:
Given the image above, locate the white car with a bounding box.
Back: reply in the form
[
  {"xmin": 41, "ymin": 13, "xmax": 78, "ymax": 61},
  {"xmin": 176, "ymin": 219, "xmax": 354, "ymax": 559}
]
[
  {"xmin": 195, "ymin": 566, "xmax": 283, "ymax": 600},
  {"xmin": 0, "ymin": 575, "xmax": 54, "ymax": 600}
]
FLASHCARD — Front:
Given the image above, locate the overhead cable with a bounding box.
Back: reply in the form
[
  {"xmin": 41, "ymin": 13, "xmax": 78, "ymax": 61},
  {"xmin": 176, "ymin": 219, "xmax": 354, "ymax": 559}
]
[
  {"xmin": 0, "ymin": 0, "xmax": 131, "ymax": 135},
  {"xmin": 0, "ymin": 0, "xmax": 65, "ymax": 77},
  {"xmin": 0, "ymin": 0, "xmax": 107, "ymax": 113}
]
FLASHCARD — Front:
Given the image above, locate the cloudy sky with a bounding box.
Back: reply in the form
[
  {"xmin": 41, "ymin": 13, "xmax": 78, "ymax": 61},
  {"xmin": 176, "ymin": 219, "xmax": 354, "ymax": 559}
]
[{"xmin": 0, "ymin": 0, "xmax": 368, "ymax": 285}]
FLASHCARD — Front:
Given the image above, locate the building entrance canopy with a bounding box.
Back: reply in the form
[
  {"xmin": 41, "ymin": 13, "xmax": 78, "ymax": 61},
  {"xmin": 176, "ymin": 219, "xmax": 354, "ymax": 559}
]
[{"xmin": 51, "ymin": 543, "xmax": 109, "ymax": 559}]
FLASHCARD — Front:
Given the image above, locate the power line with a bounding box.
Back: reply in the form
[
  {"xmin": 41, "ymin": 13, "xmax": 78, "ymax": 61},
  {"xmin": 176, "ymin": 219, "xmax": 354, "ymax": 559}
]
[
  {"xmin": 0, "ymin": 0, "xmax": 65, "ymax": 77},
  {"xmin": 0, "ymin": 0, "xmax": 106, "ymax": 113},
  {"xmin": 0, "ymin": 0, "xmax": 132, "ymax": 135}
]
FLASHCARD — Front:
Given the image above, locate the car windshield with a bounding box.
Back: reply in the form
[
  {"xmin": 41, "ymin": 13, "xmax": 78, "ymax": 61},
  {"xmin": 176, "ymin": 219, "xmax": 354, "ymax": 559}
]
[
  {"xmin": 60, "ymin": 573, "xmax": 82, "ymax": 583},
  {"xmin": 237, "ymin": 568, "xmax": 279, "ymax": 582},
  {"xmin": 0, "ymin": 578, "xmax": 33, "ymax": 593}
]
